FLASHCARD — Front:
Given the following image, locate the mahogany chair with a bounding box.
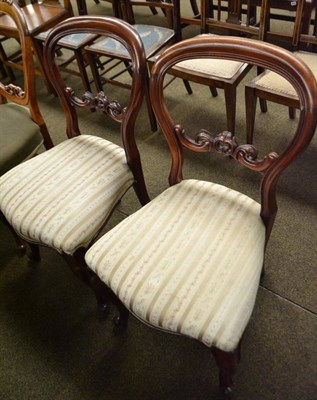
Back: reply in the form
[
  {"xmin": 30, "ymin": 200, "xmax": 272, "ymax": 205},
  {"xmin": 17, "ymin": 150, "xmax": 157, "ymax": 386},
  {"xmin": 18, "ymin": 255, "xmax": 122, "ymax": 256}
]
[
  {"xmin": 0, "ymin": 0, "xmax": 53, "ymax": 251},
  {"xmin": 0, "ymin": 13, "xmax": 150, "ymax": 311},
  {"xmin": 85, "ymin": 36, "xmax": 317, "ymax": 396},
  {"xmin": 245, "ymin": 0, "xmax": 317, "ymax": 144},
  {"xmin": 149, "ymin": 0, "xmax": 267, "ymax": 135},
  {"xmin": 85, "ymin": 0, "xmax": 181, "ymax": 132},
  {"xmin": 0, "ymin": 0, "xmax": 73, "ymax": 92}
]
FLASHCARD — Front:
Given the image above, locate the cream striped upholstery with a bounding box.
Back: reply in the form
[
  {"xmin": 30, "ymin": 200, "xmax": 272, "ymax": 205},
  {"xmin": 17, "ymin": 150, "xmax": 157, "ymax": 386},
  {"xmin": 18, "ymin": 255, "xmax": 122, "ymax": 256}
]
[
  {"xmin": 255, "ymin": 51, "xmax": 317, "ymax": 97},
  {"xmin": 86, "ymin": 179, "xmax": 266, "ymax": 352},
  {"xmin": 0, "ymin": 135, "xmax": 134, "ymax": 254}
]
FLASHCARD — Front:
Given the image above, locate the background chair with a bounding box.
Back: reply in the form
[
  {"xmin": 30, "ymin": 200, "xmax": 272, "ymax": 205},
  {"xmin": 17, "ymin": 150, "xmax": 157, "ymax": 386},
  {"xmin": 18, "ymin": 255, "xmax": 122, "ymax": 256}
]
[
  {"xmin": 0, "ymin": 0, "xmax": 53, "ymax": 252},
  {"xmin": 85, "ymin": 36, "xmax": 317, "ymax": 397},
  {"xmin": 245, "ymin": 0, "xmax": 317, "ymax": 144},
  {"xmin": 0, "ymin": 0, "xmax": 73, "ymax": 93},
  {"xmin": 85, "ymin": 0, "xmax": 182, "ymax": 132},
  {"xmin": 35, "ymin": 30, "xmax": 98, "ymax": 93},
  {"xmin": 148, "ymin": 0, "xmax": 267, "ymax": 135},
  {"xmin": 0, "ymin": 12, "xmax": 150, "ymax": 312}
]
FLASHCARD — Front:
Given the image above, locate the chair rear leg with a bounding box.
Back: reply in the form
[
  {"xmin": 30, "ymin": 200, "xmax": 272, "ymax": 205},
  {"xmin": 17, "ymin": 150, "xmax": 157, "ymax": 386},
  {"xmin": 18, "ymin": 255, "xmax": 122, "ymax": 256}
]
[
  {"xmin": 209, "ymin": 86, "xmax": 218, "ymax": 97},
  {"xmin": 183, "ymin": 79, "xmax": 193, "ymax": 94},
  {"xmin": 245, "ymin": 85, "xmax": 257, "ymax": 144},
  {"xmin": 224, "ymin": 83, "xmax": 236, "ymax": 135},
  {"xmin": 144, "ymin": 70, "xmax": 157, "ymax": 132},
  {"xmin": 289, "ymin": 107, "xmax": 296, "ymax": 119},
  {"xmin": 259, "ymin": 98, "xmax": 268, "ymax": 113},
  {"xmin": 75, "ymin": 49, "xmax": 92, "ymax": 93},
  {"xmin": 212, "ymin": 343, "xmax": 241, "ymax": 399}
]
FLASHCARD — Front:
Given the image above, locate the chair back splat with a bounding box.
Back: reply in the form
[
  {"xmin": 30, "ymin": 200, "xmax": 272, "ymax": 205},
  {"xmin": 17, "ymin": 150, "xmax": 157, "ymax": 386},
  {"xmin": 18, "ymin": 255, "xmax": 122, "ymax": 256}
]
[
  {"xmin": 85, "ymin": 36, "xmax": 317, "ymax": 396},
  {"xmin": 43, "ymin": 16, "xmax": 149, "ymax": 197}
]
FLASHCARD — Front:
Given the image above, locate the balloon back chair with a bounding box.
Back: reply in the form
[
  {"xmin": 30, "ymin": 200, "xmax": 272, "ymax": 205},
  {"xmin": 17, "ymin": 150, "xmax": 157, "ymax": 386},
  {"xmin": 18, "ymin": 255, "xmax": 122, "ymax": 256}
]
[
  {"xmin": 85, "ymin": 36, "xmax": 317, "ymax": 396},
  {"xmin": 148, "ymin": 0, "xmax": 268, "ymax": 135},
  {"xmin": 0, "ymin": 0, "xmax": 53, "ymax": 251},
  {"xmin": 0, "ymin": 13, "xmax": 150, "ymax": 312}
]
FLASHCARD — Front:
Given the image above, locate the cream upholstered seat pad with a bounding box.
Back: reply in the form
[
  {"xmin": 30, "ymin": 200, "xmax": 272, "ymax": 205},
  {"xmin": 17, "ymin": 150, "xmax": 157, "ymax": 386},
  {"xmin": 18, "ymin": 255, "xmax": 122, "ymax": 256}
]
[
  {"xmin": 0, "ymin": 135, "xmax": 134, "ymax": 254},
  {"xmin": 254, "ymin": 51, "xmax": 317, "ymax": 97},
  {"xmin": 86, "ymin": 179, "xmax": 266, "ymax": 352},
  {"xmin": 173, "ymin": 34, "xmax": 247, "ymax": 80}
]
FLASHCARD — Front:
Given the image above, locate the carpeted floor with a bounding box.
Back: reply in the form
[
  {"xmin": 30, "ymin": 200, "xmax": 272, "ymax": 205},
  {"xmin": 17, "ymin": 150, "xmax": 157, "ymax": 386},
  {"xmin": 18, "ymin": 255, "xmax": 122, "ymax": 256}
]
[{"xmin": 0, "ymin": 2, "xmax": 316, "ymax": 400}]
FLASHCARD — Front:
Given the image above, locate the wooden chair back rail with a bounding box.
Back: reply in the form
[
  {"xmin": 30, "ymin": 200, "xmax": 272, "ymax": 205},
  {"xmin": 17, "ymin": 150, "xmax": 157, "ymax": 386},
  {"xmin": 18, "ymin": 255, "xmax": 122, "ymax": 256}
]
[
  {"xmin": 201, "ymin": 0, "xmax": 268, "ymax": 40},
  {"xmin": 43, "ymin": 16, "xmax": 148, "ymax": 150},
  {"xmin": 123, "ymin": 0, "xmax": 181, "ymax": 41},
  {"xmin": 150, "ymin": 36, "xmax": 317, "ymax": 238},
  {"xmin": 201, "ymin": 0, "xmax": 316, "ymax": 49}
]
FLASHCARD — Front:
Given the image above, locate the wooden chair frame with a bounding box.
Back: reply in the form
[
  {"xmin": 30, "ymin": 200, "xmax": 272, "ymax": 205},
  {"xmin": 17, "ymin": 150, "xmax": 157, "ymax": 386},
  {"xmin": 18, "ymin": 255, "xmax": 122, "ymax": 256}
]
[
  {"xmin": 245, "ymin": 0, "xmax": 317, "ymax": 144},
  {"xmin": 146, "ymin": 35, "xmax": 317, "ymax": 396},
  {"xmin": 85, "ymin": 35, "xmax": 317, "ymax": 397}
]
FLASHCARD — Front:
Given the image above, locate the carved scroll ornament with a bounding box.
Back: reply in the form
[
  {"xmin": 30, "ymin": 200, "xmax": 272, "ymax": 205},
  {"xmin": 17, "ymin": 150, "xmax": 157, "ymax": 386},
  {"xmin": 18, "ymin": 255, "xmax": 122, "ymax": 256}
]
[
  {"xmin": 4, "ymin": 84, "xmax": 25, "ymax": 97},
  {"xmin": 64, "ymin": 88, "xmax": 126, "ymax": 123},
  {"xmin": 174, "ymin": 125, "xmax": 279, "ymax": 172}
]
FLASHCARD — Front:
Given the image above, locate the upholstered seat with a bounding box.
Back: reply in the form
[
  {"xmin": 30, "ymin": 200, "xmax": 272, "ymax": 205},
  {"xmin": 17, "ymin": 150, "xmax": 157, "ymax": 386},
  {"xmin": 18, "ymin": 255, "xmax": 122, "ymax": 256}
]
[
  {"xmin": 148, "ymin": 33, "xmax": 253, "ymax": 135},
  {"xmin": 87, "ymin": 24, "xmax": 174, "ymax": 59},
  {"xmin": 0, "ymin": 135, "xmax": 134, "ymax": 254},
  {"xmin": 0, "ymin": 104, "xmax": 43, "ymax": 175},
  {"xmin": 253, "ymin": 52, "xmax": 317, "ymax": 97},
  {"xmin": 84, "ymin": 36, "xmax": 317, "ymax": 396},
  {"xmin": 174, "ymin": 35, "xmax": 247, "ymax": 80},
  {"xmin": 86, "ymin": 179, "xmax": 266, "ymax": 351},
  {"xmin": 174, "ymin": 57, "xmax": 247, "ymax": 80}
]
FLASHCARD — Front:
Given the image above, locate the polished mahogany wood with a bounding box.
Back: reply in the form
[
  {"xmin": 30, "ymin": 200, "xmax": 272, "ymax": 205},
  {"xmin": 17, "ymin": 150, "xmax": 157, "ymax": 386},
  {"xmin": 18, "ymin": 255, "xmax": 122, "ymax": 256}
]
[{"xmin": 149, "ymin": 36, "xmax": 317, "ymax": 394}]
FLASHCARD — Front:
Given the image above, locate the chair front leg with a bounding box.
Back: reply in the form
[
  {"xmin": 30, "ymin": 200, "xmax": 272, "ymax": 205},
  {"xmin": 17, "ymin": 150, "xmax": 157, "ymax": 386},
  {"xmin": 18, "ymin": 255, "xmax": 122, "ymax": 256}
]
[
  {"xmin": 212, "ymin": 342, "xmax": 241, "ymax": 399},
  {"xmin": 63, "ymin": 248, "xmax": 109, "ymax": 315},
  {"xmin": 89, "ymin": 271, "xmax": 129, "ymax": 329}
]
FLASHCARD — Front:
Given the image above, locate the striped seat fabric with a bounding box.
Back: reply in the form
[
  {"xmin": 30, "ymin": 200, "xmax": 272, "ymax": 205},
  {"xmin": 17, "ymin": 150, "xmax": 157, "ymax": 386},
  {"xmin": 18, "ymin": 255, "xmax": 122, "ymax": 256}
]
[
  {"xmin": 0, "ymin": 135, "xmax": 134, "ymax": 254},
  {"xmin": 86, "ymin": 179, "xmax": 266, "ymax": 352}
]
